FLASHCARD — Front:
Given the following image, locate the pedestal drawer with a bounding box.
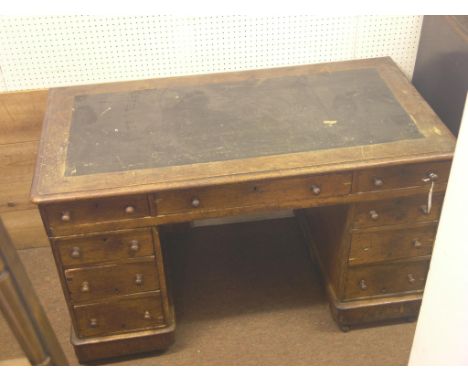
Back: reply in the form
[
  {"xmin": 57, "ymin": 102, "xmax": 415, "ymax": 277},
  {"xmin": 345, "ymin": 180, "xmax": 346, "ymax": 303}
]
[
  {"xmin": 64, "ymin": 257, "xmax": 160, "ymax": 303},
  {"xmin": 344, "ymin": 260, "xmax": 430, "ymax": 300},
  {"xmin": 73, "ymin": 291, "xmax": 166, "ymax": 338},
  {"xmin": 353, "ymin": 193, "xmax": 444, "ymax": 228},
  {"xmin": 55, "ymin": 228, "xmax": 155, "ymax": 268},
  {"xmin": 349, "ymin": 224, "xmax": 437, "ymax": 265}
]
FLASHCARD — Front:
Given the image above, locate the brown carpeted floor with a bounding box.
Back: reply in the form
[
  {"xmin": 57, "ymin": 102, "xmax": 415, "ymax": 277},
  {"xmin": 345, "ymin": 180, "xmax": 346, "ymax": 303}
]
[{"xmin": 0, "ymin": 218, "xmax": 416, "ymax": 365}]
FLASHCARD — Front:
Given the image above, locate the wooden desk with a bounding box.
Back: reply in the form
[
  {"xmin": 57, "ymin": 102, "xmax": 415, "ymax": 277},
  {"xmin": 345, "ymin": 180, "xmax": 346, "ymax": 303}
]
[{"xmin": 31, "ymin": 57, "xmax": 455, "ymax": 363}]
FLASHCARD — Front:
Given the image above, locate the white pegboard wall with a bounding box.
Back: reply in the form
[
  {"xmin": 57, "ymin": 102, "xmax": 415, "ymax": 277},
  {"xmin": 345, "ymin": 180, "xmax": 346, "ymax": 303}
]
[{"xmin": 0, "ymin": 16, "xmax": 423, "ymax": 92}]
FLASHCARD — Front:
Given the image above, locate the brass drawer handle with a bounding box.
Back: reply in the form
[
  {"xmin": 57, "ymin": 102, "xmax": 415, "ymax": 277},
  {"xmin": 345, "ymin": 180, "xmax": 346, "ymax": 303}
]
[
  {"xmin": 144, "ymin": 310, "xmax": 152, "ymax": 320},
  {"xmin": 135, "ymin": 274, "xmax": 144, "ymax": 286},
  {"xmin": 369, "ymin": 210, "xmax": 379, "ymax": 220},
  {"xmin": 130, "ymin": 240, "xmax": 140, "ymax": 252},
  {"xmin": 413, "ymin": 239, "xmax": 422, "ymax": 249},
  {"xmin": 70, "ymin": 246, "xmax": 81, "ymax": 259},
  {"xmin": 61, "ymin": 211, "xmax": 71, "ymax": 222},
  {"xmin": 125, "ymin": 205, "xmax": 135, "ymax": 214},
  {"xmin": 310, "ymin": 185, "xmax": 321, "ymax": 195},
  {"xmin": 89, "ymin": 318, "xmax": 98, "ymax": 328},
  {"xmin": 81, "ymin": 281, "xmax": 90, "ymax": 293},
  {"xmin": 422, "ymin": 172, "xmax": 439, "ymax": 183},
  {"xmin": 359, "ymin": 279, "xmax": 368, "ymax": 290},
  {"xmin": 373, "ymin": 177, "xmax": 384, "ymax": 187},
  {"xmin": 408, "ymin": 274, "xmax": 416, "ymax": 284},
  {"xmin": 191, "ymin": 197, "xmax": 200, "ymax": 208}
]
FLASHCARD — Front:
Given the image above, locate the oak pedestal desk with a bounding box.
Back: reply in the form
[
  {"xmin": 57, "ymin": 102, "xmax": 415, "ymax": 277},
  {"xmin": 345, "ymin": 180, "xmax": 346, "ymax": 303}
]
[{"xmin": 31, "ymin": 57, "xmax": 455, "ymax": 363}]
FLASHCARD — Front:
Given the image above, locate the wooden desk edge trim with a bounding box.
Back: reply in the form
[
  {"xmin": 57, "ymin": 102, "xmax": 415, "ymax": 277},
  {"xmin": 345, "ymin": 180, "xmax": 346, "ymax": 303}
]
[
  {"xmin": 42, "ymin": 186, "xmax": 447, "ymax": 237},
  {"xmin": 30, "ymin": 152, "xmax": 454, "ymax": 205}
]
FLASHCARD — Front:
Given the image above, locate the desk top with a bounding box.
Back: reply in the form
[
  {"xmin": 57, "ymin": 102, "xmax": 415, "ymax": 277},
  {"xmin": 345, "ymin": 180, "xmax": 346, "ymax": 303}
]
[{"xmin": 31, "ymin": 57, "xmax": 455, "ymax": 203}]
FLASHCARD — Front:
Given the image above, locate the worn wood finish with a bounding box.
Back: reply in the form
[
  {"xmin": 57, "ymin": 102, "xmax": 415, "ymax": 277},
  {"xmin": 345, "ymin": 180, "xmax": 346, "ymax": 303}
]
[
  {"xmin": 31, "ymin": 58, "xmax": 455, "ymax": 361},
  {"xmin": 73, "ymin": 290, "xmax": 166, "ymax": 338},
  {"xmin": 349, "ymin": 223, "xmax": 437, "ymax": 265},
  {"xmin": 352, "ymin": 193, "xmax": 444, "ymax": 229},
  {"xmin": 354, "ymin": 160, "xmax": 451, "ymax": 193},
  {"xmin": 296, "ymin": 206, "xmax": 352, "ymax": 298},
  {"xmin": 64, "ymin": 257, "xmax": 160, "ymax": 303},
  {"xmin": 297, "ymin": 209, "xmax": 434, "ymax": 330},
  {"xmin": 36, "ymin": 181, "xmax": 449, "ymax": 237},
  {"xmin": 328, "ymin": 289, "xmax": 423, "ymax": 330},
  {"xmin": 44, "ymin": 195, "xmax": 151, "ymax": 236},
  {"xmin": 31, "ymin": 57, "xmax": 455, "ymax": 204},
  {"xmin": 72, "ymin": 323, "xmax": 175, "ymax": 364},
  {"xmin": 155, "ymin": 172, "xmax": 351, "ymax": 216},
  {"xmin": 46, "ymin": 221, "xmax": 174, "ymax": 361},
  {"xmin": 344, "ymin": 258, "xmax": 430, "ymax": 300},
  {"xmin": 54, "ymin": 227, "xmax": 155, "ymax": 268}
]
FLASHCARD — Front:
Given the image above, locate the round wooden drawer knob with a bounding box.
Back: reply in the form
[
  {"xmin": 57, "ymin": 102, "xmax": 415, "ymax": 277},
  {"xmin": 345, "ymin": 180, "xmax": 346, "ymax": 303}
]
[
  {"xmin": 130, "ymin": 240, "xmax": 140, "ymax": 252},
  {"xmin": 125, "ymin": 205, "xmax": 135, "ymax": 214},
  {"xmin": 373, "ymin": 177, "xmax": 384, "ymax": 187},
  {"xmin": 135, "ymin": 274, "xmax": 144, "ymax": 285},
  {"xmin": 310, "ymin": 185, "xmax": 321, "ymax": 195},
  {"xmin": 70, "ymin": 246, "xmax": 81, "ymax": 259},
  {"xmin": 359, "ymin": 279, "xmax": 368, "ymax": 290},
  {"xmin": 191, "ymin": 197, "xmax": 200, "ymax": 208},
  {"xmin": 413, "ymin": 239, "xmax": 422, "ymax": 248},
  {"xmin": 81, "ymin": 281, "xmax": 90, "ymax": 293},
  {"xmin": 407, "ymin": 274, "xmax": 416, "ymax": 284},
  {"xmin": 369, "ymin": 210, "xmax": 379, "ymax": 220},
  {"xmin": 89, "ymin": 318, "xmax": 98, "ymax": 328},
  {"xmin": 61, "ymin": 211, "xmax": 71, "ymax": 222}
]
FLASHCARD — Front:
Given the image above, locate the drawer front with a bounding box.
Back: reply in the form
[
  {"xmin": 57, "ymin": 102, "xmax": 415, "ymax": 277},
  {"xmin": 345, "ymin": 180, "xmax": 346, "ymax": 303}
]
[
  {"xmin": 155, "ymin": 172, "xmax": 352, "ymax": 215},
  {"xmin": 349, "ymin": 224, "xmax": 437, "ymax": 266},
  {"xmin": 355, "ymin": 161, "xmax": 451, "ymax": 193},
  {"xmin": 44, "ymin": 195, "xmax": 150, "ymax": 234},
  {"xmin": 64, "ymin": 258, "xmax": 159, "ymax": 303},
  {"xmin": 344, "ymin": 260, "xmax": 429, "ymax": 300},
  {"xmin": 353, "ymin": 193, "xmax": 444, "ymax": 228},
  {"xmin": 55, "ymin": 228, "xmax": 155, "ymax": 268},
  {"xmin": 73, "ymin": 291, "xmax": 165, "ymax": 338}
]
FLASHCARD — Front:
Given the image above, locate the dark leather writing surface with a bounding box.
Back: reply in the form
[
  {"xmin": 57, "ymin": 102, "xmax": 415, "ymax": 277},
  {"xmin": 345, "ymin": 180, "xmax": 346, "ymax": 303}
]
[{"xmin": 66, "ymin": 68, "xmax": 421, "ymax": 176}]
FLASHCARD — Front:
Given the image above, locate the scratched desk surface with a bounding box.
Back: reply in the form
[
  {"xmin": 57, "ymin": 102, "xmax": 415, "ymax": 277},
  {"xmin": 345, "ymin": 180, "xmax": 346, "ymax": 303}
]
[
  {"xmin": 32, "ymin": 58, "xmax": 455, "ymax": 202},
  {"xmin": 66, "ymin": 68, "xmax": 420, "ymax": 176}
]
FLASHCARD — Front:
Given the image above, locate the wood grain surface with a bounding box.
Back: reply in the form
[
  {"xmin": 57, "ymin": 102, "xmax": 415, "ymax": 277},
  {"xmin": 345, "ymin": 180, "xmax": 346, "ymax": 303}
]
[
  {"xmin": 31, "ymin": 57, "xmax": 455, "ymax": 203},
  {"xmin": 0, "ymin": 89, "xmax": 48, "ymax": 249}
]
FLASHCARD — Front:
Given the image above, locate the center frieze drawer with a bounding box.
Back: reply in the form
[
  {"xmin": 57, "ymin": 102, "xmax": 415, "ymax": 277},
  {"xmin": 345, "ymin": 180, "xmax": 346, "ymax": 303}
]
[{"xmin": 154, "ymin": 172, "xmax": 352, "ymax": 215}]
